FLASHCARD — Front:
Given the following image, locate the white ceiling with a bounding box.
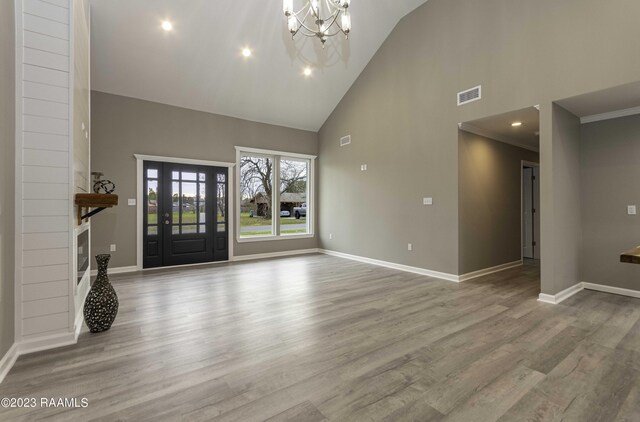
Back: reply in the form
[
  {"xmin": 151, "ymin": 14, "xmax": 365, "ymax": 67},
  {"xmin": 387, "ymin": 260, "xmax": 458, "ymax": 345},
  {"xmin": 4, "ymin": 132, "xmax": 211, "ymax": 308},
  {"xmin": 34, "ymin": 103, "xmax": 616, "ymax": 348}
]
[
  {"xmin": 556, "ymin": 81, "xmax": 640, "ymax": 119},
  {"xmin": 90, "ymin": 0, "xmax": 429, "ymax": 131},
  {"xmin": 462, "ymin": 107, "xmax": 540, "ymax": 152}
]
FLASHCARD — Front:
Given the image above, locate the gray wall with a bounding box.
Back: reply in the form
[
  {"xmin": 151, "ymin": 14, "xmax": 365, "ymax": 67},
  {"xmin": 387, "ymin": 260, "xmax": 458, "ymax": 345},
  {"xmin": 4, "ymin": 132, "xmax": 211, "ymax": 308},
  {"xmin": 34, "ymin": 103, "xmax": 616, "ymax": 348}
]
[
  {"xmin": 91, "ymin": 92, "xmax": 318, "ymax": 268},
  {"xmin": 581, "ymin": 115, "xmax": 640, "ymax": 290},
  {"xmin": 540, "ymin": 104, "xmax": 582, "ymax": 294},
  {"xmin": 318, "ymin": 0, "xmax": 640, "ymax": 285},
  {"xmin": 0, "ymin": 0, "xmax": 15, "ymax": 358},
  {"xmin": 458, "ymin": 131, "xmax": 538, "ymax": 275}
]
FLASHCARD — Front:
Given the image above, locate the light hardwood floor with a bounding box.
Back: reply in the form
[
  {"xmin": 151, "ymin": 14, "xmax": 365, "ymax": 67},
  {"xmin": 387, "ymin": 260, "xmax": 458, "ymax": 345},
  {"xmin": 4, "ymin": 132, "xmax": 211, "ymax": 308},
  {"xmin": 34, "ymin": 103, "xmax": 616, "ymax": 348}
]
[{"xmin": 1, "ymin": 254, "xmax": 639, "ymax": 421}]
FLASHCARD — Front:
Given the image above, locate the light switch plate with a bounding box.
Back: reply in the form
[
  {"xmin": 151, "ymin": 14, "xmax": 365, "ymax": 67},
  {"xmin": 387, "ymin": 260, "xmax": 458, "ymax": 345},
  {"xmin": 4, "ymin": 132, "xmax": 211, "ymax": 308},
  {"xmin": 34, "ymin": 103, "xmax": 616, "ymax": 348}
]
[
  {"xmin": 423, "ymin": 197, "xmax": 433, "ymax": 205},
  {"xmin": 628, "ymin": 205, "xmax": 637, "ymax": 215},
  {"xmin": 360, "ymin": 164, "xmax": 368, "ymax": 171},
  {"xmin": 110, "ymin": 244, "xmax": 117, "ymax": 252},
  {"xmin": 128, "ymin": 199, "xmax": 136, "ymax": 206},
  {"xmin": 408, "ymin": 243, "xmax": 413, "ymax": 251}
]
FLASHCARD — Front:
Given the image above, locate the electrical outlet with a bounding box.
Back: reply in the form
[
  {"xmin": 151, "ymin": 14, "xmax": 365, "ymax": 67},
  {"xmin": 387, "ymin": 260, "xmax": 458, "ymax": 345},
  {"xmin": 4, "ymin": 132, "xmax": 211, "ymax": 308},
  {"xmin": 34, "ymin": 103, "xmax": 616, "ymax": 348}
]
[
  {"xmin": 628, "ymin": 205, "xmax": 637, "ymax": 215},
  {"xmin": 110, "ymin": 244, "xmax": 116, "ymax": 252},
  {"xmin": 408, "ymin": 243, "xmax": 413, "ymax": 251},
  {"xmin": 360, "ymin": 164, "xmax": 368, "ymax": 171},
  {"xmin": 423, "ymin": 197, "xmax": 433, "ymax": 206},
  {"xmin": 128, "ymin": 199, "xmax": 136, "ymax": 206},
  {"xmin": 329, "ymin": 233, "xmax": 333, "ymax": 240}
]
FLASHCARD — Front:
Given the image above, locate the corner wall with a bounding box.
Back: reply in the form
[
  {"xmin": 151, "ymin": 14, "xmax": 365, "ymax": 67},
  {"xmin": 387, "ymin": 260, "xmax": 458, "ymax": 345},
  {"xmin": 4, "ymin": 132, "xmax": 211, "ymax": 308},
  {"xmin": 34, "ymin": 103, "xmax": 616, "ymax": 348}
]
[
  {"xmin": 458, "ymin": 131, "xmax": 538, "ymax": 274},
  {"xmin": 90, "ymin": 92, "xmax": 319, "ymax": 268},
  {"xmin": 318, "ymin": 0, "xmax": 640, "ymax": 283},
  {"xmin": 540, "ymin": 104, "xmax": 582, "ymax": 295},
  {"xmin": 73, "ymin": 0, "xmax": 90, "ymax": 194},
  {"xmin": 581, "ymin": 114, "xmax": 640, "ymax": 291},
  {"xmin": 0, "ymin": 0, "xmax": 16, "ymax": 361}
]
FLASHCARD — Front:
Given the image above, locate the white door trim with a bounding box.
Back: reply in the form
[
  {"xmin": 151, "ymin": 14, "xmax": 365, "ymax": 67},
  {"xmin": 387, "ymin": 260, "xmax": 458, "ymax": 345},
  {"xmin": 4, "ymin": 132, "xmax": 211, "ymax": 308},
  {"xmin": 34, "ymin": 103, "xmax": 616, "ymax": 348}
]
[
  {"xmin": 234, "ymin": 147, "xmax": 316, "ymax": 244},
  {"xmin": 134, "ymin": 154, "xmax": 236, "ymax": 270},
  {"xmin": 521, "ymin": 160, "xmax": 540, "ymax": 262}
]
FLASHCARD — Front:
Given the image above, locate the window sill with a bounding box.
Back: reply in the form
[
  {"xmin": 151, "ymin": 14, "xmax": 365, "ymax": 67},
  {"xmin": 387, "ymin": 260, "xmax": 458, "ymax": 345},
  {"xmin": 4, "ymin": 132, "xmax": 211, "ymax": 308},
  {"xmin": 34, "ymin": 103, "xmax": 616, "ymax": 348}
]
[{"xmin": 236, "ymin": 233, "xmax": 315, "ymax": 243}]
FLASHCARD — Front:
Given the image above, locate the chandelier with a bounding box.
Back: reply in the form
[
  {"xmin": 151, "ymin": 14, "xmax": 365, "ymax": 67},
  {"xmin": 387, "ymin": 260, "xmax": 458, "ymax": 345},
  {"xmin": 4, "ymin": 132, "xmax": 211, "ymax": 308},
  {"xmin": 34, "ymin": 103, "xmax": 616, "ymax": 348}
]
[{"xmin": 283, "ymin": 0, "xmax": 352, "ymax": 46}]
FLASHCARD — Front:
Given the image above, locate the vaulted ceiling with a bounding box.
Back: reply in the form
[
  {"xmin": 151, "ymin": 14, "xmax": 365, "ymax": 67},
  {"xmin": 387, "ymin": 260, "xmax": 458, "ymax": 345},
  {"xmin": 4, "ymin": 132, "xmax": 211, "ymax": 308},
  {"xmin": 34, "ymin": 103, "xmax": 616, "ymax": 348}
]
[{"xmin": 90, "ymin": 0, "xmax": 429, "ymax": 131}]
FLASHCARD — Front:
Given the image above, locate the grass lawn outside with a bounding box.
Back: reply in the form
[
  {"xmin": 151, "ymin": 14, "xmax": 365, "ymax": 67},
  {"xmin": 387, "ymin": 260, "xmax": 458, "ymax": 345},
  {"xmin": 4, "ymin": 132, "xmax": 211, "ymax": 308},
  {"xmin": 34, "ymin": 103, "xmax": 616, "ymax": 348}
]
[
  {"xmin": 148, "ymin": 211, "xmax": 222, "ymax": 225},
  {"xmin": 242, "ymin": 229, "xmax": 307, "ymax": 236},
  {"xmin": 148, "ymin": 212, "xmax": 306, "ymax": 236},
  {"xmin": 239, "ymin": 212, "xmax": 306, "ymax": 227}
]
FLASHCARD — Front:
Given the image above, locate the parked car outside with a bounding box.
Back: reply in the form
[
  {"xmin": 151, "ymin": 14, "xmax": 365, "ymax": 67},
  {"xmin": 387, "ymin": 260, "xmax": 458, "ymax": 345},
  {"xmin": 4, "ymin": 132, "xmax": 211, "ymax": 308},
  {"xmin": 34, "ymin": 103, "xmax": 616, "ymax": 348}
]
[{"xmin": 293, "ymin": 203, "xmax": 307, "ymax": 219}]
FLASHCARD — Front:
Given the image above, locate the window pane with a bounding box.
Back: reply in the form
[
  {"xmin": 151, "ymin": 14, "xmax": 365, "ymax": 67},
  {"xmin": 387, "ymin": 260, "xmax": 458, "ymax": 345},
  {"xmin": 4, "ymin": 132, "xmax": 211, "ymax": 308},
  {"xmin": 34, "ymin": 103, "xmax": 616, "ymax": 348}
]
[
  {"xmin": 182, "ymin": 225, "xmax": 197, "ymax": 234},
  {"xmin": 198, "ymin": 225, "xmax": 206, "ymax": 234},
  {"xmin": 181, "ymin": 182, "xmax": 197, "ymax": 224},
  {"xmin": 217, "ymin": 173, "xmax": 226, "ymax": 183},
  {"xmin": 217, "ymin": 182, "xmax": 226, "ymax": 225},
  {"xmin": 199, "ymin": 183, "xmax": 206, "ymax": 223},
  {"xmin": 217, "ymin": 223, "xmax": 226, "ymax": 232},
  {"xmin": 172, "ymin": 171, "xmax": 180, "ymax": 180},
  {"xmin": 172, "ymin": 182, "xmax": 180, "ymax": 228},
  {"xmin": 182, "ymin": 172, "xmax": 197, "ymax": 181},
  {"xmin": 147, "ymin": 180, "xmax": 158, "ymax": 225},
  {"xmin": 147, "ymin": 169, "xmax": 158, "ymax": 179},
  {"xmin": 280, "ymin": 158, "xmax": 309, "ymax": 235},
  {"xmin": 239, "ymin": 155, "xmax": 274, "ymax": 237},
  {"xmin": 147, "ymin": 226, "xmax": 158, "ymax": 235},
  {"xmin": 199, "ymin": 173, "xmax": 206, "ymax": 181}
]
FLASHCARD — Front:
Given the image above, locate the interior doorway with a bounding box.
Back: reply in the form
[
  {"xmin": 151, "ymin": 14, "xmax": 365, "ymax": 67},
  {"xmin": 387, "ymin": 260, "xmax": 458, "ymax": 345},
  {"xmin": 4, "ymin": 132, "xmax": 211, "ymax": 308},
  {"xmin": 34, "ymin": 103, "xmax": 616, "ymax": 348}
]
[
  {"xmin": 522, "ymin": 162, "xmax": 540, "ymax": 260},
  {"xmin": 458, "ymin": 105, "xmax": 541, "ymax": 277}
]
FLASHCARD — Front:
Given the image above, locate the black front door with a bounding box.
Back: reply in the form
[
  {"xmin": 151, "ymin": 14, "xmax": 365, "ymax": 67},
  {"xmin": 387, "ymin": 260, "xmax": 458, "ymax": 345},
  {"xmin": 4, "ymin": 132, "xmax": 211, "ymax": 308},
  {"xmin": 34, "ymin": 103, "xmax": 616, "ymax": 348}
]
[{"xmin": 143, "ymin": 161, "xmax": 228, "ymax": 268}]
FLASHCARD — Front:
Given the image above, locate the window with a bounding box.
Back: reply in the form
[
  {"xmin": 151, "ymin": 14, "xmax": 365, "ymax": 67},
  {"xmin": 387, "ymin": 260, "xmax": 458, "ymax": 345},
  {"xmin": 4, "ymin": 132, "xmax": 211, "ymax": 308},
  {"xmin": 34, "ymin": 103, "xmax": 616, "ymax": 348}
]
[{"xmin": 237, "ymin": 147, "xmax": 315, "ymax": 240}]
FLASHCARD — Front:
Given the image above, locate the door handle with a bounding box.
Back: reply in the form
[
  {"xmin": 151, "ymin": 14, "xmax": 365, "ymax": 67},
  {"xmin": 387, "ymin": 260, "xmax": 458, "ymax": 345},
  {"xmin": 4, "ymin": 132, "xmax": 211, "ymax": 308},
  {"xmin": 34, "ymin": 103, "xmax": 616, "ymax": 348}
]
[{"xmin": 164, "ymin": 220, "xmax": 170, "ymax": 225}]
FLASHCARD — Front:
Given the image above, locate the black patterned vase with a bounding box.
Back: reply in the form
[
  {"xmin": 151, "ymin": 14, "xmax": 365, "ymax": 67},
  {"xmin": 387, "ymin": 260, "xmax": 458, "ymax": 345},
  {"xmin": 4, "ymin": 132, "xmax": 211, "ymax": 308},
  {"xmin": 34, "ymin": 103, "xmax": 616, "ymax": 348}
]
[{"xmin": 84, "ymin": 254, "xmax": 119, "ymax": 333}]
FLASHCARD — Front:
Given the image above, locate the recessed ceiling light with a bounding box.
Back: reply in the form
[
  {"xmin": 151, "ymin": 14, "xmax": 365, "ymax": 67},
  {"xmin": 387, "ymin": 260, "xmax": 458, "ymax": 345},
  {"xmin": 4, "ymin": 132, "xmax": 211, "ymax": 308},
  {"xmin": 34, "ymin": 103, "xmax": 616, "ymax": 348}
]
[
  {"xmin": 511, "ymin": 122, "xmax": 523, "ymax": 127},
  {"xmin": 161, "ymin": 21, "xmax": 173, "ymax": 32},
  {"xmin": 242, "ymin": 48, "xmax": 252, "ymax": 58},
  {"xmin": 303, "ymin": 67, "xmax": 312, "ymax": 77}
]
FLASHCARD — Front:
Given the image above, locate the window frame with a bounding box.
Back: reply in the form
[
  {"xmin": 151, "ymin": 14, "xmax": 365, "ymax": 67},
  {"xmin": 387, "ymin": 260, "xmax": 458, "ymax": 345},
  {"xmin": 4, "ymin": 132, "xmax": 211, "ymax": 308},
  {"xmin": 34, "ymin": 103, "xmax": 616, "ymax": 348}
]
[{"xmin": 235, "ymin": 146, "xmax": 316, "ymax": 243}]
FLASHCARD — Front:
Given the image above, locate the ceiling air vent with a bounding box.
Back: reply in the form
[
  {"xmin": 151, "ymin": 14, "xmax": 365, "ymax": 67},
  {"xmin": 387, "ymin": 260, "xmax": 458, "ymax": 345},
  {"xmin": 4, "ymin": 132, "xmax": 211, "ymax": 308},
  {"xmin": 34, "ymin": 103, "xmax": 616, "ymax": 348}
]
[
  {"xmin": 340, "ymin": 135, "xmax": 351, "ymax": 147},
  {"xmin": 457, "ymin": 85, "xmax": 482, "ymax": 106}
]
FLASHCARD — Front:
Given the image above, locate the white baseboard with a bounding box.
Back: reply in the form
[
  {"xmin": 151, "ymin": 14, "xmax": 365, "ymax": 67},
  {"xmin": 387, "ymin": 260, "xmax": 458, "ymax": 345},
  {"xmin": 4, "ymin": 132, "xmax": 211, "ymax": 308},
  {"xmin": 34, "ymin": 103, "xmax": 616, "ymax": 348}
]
[
  {"xmin": 233, "ymin": 248, "xmax": 320, "ymax": 262},
  {"xmin": 0, "ymin": 344, "xmax": 19, "ymax": 384},
  {"xmin": 18, "ymin": 332, "xmax": 77, "ymax": 356},
  {"xmin": 92, "ymin": 250, "xmax": 322, "ymax": 276},
  {"xmin": 458, "ymin": 260, "xmax": 523, "ymax": 282},
  {"xmin": 538, "ymin": 281, "xmax": 640, "ymax": 305},
  {"xmin": 90, "ymin": 265, "xmax": 138, "ymax": 277},
  {"xmin": 91, "ymin": 251, "xmax": 321, "ymax": 276},
  {"xmin": 538, "ymin": 282, "xmax": 584, "ymax": 304},
  {"xmin": 0, "ymin": 331, "xmax": 78, "ymax": 385},
  {"xmin": 582, "ymin": 282, "xmax": 640, "ymax": 299},
  {"xmin": 74, "ymin": 298, "xmax": 87, "ymax": 341},
  {"xmin": 1, "ymin": 286, "xmax": 90, "ymax": 384},
  {"xmin": 319, "ymin": 249, "xmax": 460, "ymax": 282}
]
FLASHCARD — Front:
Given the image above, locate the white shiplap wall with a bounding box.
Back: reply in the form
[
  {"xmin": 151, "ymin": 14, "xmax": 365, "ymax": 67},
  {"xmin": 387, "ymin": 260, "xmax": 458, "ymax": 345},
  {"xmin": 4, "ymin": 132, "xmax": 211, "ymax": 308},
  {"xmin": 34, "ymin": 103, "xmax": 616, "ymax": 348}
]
[{"xmin": 17, "ymin": 0, "xmax": 75, "ymax": 345}]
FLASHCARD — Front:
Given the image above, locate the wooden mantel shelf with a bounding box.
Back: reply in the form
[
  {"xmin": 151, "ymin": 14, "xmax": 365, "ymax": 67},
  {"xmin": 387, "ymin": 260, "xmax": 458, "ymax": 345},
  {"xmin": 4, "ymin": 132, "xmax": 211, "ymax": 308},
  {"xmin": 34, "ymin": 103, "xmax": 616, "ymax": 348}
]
[
  {"xmin": 620, "ymin": 246, "xmax": 640, "ymax": 265},
  {"xmin": 75, "ymin": 194, "xmax": 118, "ymax": 225}
]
